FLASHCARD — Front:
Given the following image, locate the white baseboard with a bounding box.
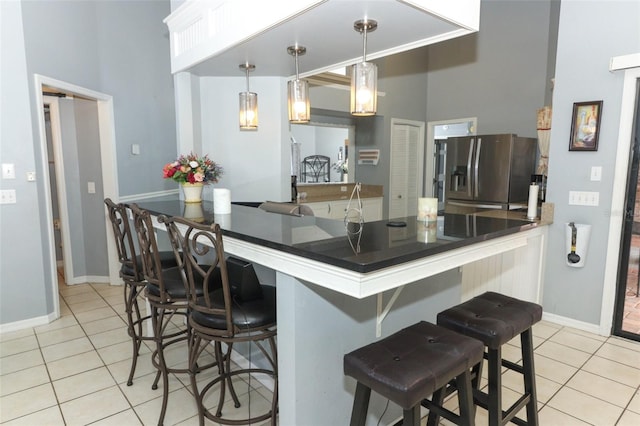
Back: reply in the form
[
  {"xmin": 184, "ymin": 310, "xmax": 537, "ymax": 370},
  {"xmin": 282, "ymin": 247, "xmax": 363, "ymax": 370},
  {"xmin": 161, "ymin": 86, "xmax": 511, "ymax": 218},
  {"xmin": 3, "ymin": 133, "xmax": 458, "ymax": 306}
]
[
  {"xmin": 66, "ymin": 275, "xmax": 111, "ymax": 285},
  {"xmin": 0, "ymin": 311, "xmax": 57, "ymax": 334},
  {"xmin": 542, "ymin": 312, "xmax": 605, "ymax": 336}
]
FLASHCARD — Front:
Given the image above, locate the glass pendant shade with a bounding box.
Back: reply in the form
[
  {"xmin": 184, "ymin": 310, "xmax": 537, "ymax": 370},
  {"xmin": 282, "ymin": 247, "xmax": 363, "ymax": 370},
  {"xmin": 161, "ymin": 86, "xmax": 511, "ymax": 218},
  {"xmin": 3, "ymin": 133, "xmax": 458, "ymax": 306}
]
[
  {"xmin": 287, "ymin": 45, "xmax": 310, "ymax": 123},
  {"xmin": 238, "ymin": 63, "xmax": 257, "ymax": 130},
  {"xmin": 288, "ymin": 79, "xmax": 310, "ymax": 123},
  {"xmin": 350, "ymin": 19, "xmax": 378, "ymax": 116},
  {"xmin": 350, "ymin": 61, "xmax": 377, "ymax": 116},
  {"xmin": 239, "ymin": 91, "xmax": 258, "ymax": 130}
]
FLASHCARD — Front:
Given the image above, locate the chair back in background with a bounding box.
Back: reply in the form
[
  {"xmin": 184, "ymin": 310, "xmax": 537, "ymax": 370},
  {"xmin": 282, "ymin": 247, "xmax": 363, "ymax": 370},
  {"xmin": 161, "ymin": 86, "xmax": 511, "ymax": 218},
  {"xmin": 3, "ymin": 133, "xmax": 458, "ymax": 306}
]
[
  {"xmin": 130, "ymin": 204, "xmax": 173, "ymax": 304},
  {"xmin": 104, "ymin": 198, "xmax": 140, "ymax": 282}
]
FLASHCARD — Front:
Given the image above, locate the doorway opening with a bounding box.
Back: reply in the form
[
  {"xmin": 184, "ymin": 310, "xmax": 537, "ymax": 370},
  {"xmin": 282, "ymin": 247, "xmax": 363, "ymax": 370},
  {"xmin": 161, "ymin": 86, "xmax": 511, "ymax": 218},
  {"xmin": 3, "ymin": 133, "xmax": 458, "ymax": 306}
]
[{"xmin": 34, "ymin": 75, "xmax": 119, "ymax": 322}]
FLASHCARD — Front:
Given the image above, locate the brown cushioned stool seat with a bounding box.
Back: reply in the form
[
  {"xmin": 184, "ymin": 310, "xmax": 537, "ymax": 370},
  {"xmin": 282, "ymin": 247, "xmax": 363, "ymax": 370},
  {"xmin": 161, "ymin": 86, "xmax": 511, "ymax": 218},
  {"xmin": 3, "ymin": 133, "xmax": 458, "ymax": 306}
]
[
  {"xmin": 433, "ymin": 292, "xmax": 542, "ymax": 426},
  {"xmin": 344, "ymin": 321, "xmax": 484, "ymax": 426}
]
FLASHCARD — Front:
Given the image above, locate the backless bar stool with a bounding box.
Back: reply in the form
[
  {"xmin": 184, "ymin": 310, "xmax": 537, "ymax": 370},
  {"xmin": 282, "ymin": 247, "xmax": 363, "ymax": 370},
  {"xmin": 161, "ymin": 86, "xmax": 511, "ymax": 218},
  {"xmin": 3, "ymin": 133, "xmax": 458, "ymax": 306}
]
[
  {"xmin": 104, "ymin": 199, "xmax": 178, "ymax": 386},
  {"xmin": 344, "ymin": 321, "xmax": 484, "ymax": 426},
  {"xmin": 433, "ymin": 292, "xmax": 542, "ymax": 426}
]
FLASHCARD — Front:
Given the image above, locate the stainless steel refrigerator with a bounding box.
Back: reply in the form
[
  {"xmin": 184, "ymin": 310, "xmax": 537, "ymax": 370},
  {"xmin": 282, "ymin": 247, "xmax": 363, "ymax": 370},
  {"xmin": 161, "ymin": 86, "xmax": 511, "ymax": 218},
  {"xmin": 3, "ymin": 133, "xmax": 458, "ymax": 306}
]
[{"xmin": 444, "ymin": 134, "xmax": 537, "ymax": 213}]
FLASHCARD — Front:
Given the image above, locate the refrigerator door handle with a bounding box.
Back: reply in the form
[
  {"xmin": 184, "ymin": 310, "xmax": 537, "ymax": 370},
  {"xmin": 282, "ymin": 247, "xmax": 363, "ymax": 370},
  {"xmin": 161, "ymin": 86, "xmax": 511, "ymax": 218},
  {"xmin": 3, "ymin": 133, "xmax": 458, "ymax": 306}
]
[
  {"xmin": 474, "ymin": 137, "xmax": 482, "ymax": 198},
  {"xmin": 466, "ymin": 138, "xmax": 475, "ymax": 197}
]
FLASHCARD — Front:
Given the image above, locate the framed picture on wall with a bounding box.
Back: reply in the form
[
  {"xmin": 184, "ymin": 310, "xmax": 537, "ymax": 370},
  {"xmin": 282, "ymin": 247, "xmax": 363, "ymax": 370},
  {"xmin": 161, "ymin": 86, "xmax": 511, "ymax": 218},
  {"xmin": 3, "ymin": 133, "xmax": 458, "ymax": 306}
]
[{"xmin": 569, "ymin": 100, "xmax": 603, "ymax": 151}]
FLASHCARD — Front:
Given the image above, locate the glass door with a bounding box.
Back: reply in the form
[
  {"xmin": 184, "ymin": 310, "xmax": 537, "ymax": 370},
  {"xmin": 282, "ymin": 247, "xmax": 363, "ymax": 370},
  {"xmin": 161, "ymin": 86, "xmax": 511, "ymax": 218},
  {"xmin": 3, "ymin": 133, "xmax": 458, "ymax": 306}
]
[{"xmin": 613, "ymin": 86, "xmax": 640, "ymax": 341}]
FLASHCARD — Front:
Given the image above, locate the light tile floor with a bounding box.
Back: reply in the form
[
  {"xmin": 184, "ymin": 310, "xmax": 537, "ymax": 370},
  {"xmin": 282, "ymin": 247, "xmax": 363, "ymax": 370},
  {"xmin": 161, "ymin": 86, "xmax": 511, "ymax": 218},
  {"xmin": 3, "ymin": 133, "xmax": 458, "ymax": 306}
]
[
  {"xmin": 0, "ymin": 277, "xmax": 273, "ymax": 426},
  {"xmin": 1, "ymin": 278, "xmax": 640, "ymax": 425}
]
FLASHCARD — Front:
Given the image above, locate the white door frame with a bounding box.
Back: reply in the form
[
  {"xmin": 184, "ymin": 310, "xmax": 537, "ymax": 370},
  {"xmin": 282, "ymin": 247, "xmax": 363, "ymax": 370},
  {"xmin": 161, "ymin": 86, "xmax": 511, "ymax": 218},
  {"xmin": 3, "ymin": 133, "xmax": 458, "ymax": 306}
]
[
  {"xmin": 425, "ymin": 117, "xmax": 477, "ymax": 198},
  {"xmin": 600, "ymin": 55, "xmax": 640, "ymax": 335},
  {"xmin": 34, "ymin": 75, "xmax": 120, "ymax": 319},
  {"xmin": 42, "ymin": 96, "xmax": 74, "ymax": 286}
]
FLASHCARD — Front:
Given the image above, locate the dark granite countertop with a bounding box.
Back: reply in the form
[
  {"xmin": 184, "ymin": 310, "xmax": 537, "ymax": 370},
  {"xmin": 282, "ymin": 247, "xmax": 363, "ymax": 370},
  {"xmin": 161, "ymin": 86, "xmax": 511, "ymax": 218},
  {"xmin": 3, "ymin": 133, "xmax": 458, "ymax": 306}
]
[{"xmin": 131, "ymin": 196, "xmax": 539, "ymax": 274}]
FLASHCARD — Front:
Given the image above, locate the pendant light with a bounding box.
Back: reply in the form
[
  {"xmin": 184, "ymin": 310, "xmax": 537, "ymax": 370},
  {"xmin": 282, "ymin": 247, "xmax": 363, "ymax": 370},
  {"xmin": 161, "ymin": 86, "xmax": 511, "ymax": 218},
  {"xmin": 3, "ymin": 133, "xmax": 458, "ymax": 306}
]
[
  {"xmin": 287, "ymin": 45, "xmax": 310, "ymax": 124},
  {"xmin": 239, "ymin": 63, "xmax": 258, "ymax": 130},
  {"xmin": 350, "ymin": 19, "xmax": 378, "ymax": 116}
]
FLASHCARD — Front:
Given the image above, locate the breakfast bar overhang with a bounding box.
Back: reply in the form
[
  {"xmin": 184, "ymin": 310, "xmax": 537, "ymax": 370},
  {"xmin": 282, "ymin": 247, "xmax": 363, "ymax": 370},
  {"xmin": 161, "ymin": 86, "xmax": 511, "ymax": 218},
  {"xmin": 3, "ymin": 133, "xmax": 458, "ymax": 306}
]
[{"xmin": 132, "ymin": 197, "xmax": 547, "ymax": 425}]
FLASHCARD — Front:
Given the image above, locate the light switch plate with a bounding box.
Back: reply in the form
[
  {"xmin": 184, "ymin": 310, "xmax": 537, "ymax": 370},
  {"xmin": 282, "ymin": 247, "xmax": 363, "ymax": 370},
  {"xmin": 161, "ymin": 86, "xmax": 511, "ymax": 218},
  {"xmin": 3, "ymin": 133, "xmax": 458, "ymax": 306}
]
[
  {"xmin": 2, "ymin": 163, "xmax": 15, "ymax": 179},
  {"xmin": 590, "ymin": 166, "xmax": 602, "ymax": 181}
]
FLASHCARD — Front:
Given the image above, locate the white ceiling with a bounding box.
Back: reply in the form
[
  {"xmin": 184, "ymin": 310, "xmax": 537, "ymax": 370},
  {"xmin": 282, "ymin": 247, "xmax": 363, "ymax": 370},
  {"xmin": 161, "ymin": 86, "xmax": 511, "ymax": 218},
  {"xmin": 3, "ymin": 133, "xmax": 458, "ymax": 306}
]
[{"xmin": 183, "ymin": 1, "xmax": 475, "ymax": 77}]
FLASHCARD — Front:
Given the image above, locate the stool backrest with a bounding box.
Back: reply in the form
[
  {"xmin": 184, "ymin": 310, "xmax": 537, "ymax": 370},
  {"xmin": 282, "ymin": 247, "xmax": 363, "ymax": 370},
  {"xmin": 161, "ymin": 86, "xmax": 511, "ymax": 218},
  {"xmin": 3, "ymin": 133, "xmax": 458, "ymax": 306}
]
[
  {"xmin": 104, "ymin": 198, "xmax": 140, "ymax": 282},
  {"xmin": 129, "ymin": 203, "xmax": 172, "ymax": 304},
  {"xmin": 161, "ymin": 215, "xmax": 233, "ymax": 336}
]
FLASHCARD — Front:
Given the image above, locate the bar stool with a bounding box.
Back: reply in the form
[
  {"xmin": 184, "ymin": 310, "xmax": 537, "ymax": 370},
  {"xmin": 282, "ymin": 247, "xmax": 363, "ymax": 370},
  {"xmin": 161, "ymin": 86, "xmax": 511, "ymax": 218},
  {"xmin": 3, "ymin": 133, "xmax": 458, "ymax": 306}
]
[
  {"xmin": 130, "ymin": 204, "xmax": 217, "ymax": 426},
  {"xmin": 161, "ymin": 215, "xmax": 278, "ymax": 426},
  {"xmin": 433, "ymin": 292, "xmax": 542, "ymax": 426},
  {"xmin": 344, "ymin": 321, "xmax": 484, "ymax": 426},
  {"xmin": 104, "ymin": 199, "xmax": 178, "ymax": 386}
]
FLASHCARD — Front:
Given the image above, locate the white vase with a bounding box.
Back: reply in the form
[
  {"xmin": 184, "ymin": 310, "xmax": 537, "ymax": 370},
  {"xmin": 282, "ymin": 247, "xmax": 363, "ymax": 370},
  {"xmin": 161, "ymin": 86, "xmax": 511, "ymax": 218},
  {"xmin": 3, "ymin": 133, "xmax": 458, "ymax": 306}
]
[
  {"xmin": 181, "ymin": 182, "xmax": 204, "ymax": 203},
  {"xmin": 342, "ymin": 173, "xmax": 349, "ymax": 183}
]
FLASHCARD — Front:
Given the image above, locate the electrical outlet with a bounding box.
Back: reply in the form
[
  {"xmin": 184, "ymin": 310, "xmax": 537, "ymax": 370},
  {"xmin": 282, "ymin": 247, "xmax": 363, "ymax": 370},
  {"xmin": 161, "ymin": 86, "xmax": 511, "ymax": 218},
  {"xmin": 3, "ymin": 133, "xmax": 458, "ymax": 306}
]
[
  {"xmin": 0, "ymin": 189, "xmax": 16, "ymax": 204},
  {"xmin": 569, "ymin": 191, "xmax": 599, "ymax": 206},
  {"xmin": 340, "ymin": 186, "xmax": 347, "ymax": 192},
  {"xmin": 26, "ymin": 171, "xmax": 36, "ymax": 181},
  {"xmin": 88, "ymin": 181, "xmax": 96, "ymax": 194}
]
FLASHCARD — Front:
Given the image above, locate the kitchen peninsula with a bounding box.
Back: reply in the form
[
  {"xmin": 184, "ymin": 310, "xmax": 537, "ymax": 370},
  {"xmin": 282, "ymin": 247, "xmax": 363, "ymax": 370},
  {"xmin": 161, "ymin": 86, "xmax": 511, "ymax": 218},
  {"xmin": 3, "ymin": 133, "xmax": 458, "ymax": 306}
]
[{"xmin": 134, "ymin": 195, "xmax": 547, "ymax": 425}]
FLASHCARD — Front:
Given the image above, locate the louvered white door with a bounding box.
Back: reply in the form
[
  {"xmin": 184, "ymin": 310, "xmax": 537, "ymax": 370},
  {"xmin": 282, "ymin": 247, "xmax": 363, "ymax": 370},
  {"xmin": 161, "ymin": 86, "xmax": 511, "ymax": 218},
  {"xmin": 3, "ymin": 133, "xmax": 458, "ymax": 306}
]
[{"xmin": 389, "ymin": 119, "xmax": 425, "ymax": 219}]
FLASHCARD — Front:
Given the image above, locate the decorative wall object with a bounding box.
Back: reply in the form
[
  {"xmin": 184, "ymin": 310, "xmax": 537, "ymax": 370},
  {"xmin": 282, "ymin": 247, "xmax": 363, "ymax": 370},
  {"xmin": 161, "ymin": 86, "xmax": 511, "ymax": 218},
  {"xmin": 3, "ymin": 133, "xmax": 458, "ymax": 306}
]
[{"xmin": 569, "ymin": 101, "xmax": 602, "ymax": 151}]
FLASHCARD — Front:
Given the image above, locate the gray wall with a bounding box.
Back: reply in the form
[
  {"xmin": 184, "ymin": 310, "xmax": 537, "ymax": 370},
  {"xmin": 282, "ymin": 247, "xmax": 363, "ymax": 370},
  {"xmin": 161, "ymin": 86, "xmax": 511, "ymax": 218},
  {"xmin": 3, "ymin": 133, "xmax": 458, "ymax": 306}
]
[
  {"xmin": 1, "ymin": 0, "xmax": 175, "ymax": 325},
  {"xmin": 426, "ymin": 0, "xmax": 554, "ymax": 138},
  {"xmin": 196, "ymin": 76, "xmax": 289, "ymax": 203},
  {"xmin": 307, "ymin": 1, "xmax": 555, "ymax": 217},
  {"xmin": 543, "ymin": 0, "xmax": 640, "ymax": 325},
  {"xmin": 0, "ymin": 1, "xmax": 50, "ymax": 324}
]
